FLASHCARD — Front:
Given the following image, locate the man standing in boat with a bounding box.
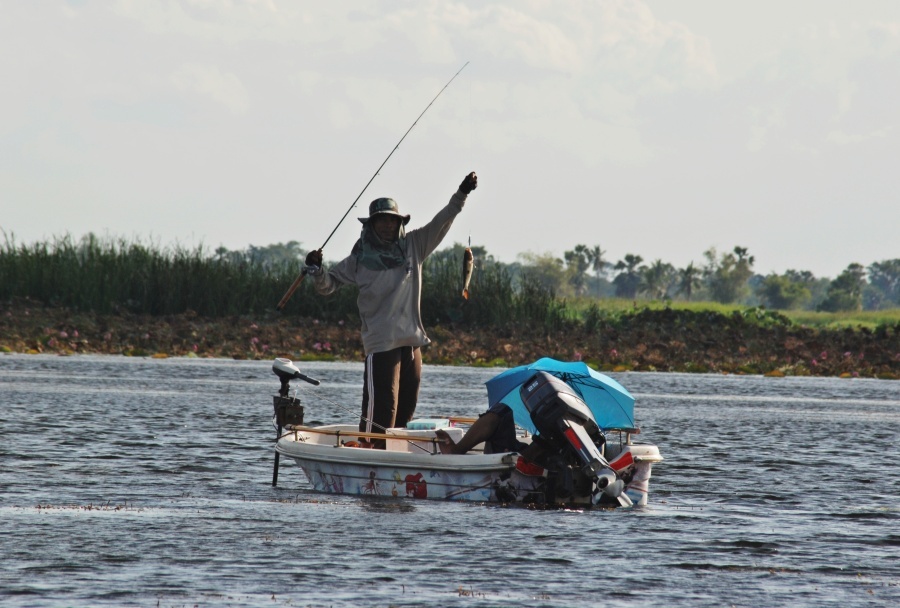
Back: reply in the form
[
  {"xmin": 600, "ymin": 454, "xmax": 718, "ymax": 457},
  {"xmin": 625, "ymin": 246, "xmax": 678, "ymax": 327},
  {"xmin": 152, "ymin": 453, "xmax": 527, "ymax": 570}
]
[{"xmin": 304, "ymin": 172, "xmax": 478, "ymax": 448}]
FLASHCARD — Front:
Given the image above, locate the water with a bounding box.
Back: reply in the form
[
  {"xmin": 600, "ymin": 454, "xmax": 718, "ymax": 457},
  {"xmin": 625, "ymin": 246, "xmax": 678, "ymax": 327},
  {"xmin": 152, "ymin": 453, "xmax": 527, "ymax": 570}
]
[{"xmin": 1, "ymin": 354, "xmax": 898, "ymax": 607}]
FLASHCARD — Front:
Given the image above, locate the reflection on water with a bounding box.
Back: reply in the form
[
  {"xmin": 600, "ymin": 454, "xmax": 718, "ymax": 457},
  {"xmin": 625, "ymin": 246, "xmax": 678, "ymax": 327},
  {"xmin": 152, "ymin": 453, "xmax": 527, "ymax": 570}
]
[{"xmin": 1, "ymin": 354, "xmax": 898, "ymax": 607}]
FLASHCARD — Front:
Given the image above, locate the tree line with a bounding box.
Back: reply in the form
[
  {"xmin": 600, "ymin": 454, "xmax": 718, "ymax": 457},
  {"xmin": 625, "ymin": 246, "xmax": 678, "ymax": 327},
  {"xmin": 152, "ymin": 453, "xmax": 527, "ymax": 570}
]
[{"xmin": 504, "ymin": 244, "xmax": 898, "ymax": 313}]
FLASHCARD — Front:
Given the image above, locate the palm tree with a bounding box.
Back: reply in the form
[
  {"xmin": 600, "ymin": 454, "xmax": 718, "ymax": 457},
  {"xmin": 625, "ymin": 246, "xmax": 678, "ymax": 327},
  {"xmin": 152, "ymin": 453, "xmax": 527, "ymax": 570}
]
[
  {"xmin": 613, "ymin": 254, "xmax": 644, "ymax": 299},
  {"xmin": 587, "ymin": 245, "xmax": 607, "ymax": 296},
  {"xmin": 641, "ymin": 259, "xmax": 673, "ymax": 300},
  {"xmin": 703, "ymin": 246, "xmax": 755, "ymax": 303},
  {"xmin": 564, "ymin": 244, "xmax": 592, "ymax": 296},
  {"xmin": 677, "ymin": 262, "xmax": 702, "ymax": 301}
]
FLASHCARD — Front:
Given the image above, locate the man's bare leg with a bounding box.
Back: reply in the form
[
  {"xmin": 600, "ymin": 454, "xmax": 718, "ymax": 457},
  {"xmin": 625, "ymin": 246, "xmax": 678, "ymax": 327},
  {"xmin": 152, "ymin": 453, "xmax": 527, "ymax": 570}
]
[{"xmin": 435, "ymin": 412, "xmax": 501, "ymax": 455}]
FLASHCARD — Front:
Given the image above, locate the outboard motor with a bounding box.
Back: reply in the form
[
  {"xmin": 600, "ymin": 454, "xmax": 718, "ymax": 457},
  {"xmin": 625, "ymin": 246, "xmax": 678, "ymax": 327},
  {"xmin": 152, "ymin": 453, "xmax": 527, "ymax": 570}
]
[
  {"xmin": 271, "ymin": 358, "xmax": 319, "ymax": 487},
  {"xmin": 520, "ymin": 371, "xmax": 632, "ymax": 506}
]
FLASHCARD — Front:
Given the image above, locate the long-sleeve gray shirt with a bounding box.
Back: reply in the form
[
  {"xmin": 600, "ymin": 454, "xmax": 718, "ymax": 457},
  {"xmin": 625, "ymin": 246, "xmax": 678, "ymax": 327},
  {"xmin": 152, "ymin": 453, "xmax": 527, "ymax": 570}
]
[{"xmin": 313, "ymin": 190, "xmax": 467, "ymax": 355}]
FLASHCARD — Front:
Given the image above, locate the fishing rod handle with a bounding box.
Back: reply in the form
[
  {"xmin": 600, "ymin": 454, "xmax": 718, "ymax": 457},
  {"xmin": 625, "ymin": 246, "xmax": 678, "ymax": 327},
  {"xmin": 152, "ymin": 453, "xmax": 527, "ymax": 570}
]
[{"xmin": 275, "ymin": 270, "xmax": 307, "ymax": 311}]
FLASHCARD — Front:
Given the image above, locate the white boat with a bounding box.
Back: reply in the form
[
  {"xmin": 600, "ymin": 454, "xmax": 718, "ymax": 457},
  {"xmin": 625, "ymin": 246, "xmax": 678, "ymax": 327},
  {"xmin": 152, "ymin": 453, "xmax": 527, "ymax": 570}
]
[{"xmin": 270, "ymin": 359, "xmax": 663, "ymax": 507}]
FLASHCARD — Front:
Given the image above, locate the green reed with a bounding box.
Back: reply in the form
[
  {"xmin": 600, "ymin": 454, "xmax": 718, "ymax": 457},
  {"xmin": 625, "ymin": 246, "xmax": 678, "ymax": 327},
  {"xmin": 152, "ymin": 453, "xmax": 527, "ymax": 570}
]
[
  {"xmin": 421, "ymin": 254, "xmax": 572, "ymax": 330},
  {"xmin": 0, "ymin": 234, "xmax": 353, "ymax": 318},
  {"xmin": 0, "ymin": 235, "xmax": 568, "ymax": 329}
]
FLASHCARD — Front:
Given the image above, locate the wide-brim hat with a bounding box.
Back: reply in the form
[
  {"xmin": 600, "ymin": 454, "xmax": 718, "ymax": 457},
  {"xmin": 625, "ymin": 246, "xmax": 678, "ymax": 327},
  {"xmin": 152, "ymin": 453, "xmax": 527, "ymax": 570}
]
[{"xmin": 358, "ymin": 197, "xmax": 411, "ymax": 225}]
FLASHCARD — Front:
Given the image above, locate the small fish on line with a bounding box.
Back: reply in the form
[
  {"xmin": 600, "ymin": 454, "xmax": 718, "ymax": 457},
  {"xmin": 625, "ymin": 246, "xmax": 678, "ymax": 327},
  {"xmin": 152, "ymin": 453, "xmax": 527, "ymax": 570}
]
[{"xmin": 462, "ymin": 246, "xmax": 474, "ymax": 300}]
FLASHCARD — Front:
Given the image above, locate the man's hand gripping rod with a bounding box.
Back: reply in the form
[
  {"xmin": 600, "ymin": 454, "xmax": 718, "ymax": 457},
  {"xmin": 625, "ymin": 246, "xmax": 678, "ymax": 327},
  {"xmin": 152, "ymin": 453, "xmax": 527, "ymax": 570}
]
[{"xmin": 275, "ymin": 62, "xmax": 470, "ymax": 311}]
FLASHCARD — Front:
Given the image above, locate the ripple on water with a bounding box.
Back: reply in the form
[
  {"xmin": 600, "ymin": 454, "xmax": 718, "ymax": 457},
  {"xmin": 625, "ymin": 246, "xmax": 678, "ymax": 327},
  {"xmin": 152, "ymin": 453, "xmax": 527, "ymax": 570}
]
[{"xmin": 0, "ymin": 355, "xmax": 898, "ymax": 607}]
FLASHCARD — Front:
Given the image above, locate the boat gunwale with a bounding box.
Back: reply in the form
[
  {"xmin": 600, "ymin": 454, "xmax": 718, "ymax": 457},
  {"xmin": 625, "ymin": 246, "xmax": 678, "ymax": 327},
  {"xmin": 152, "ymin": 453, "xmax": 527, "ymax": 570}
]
[
  {"xmin": 278, "ymin": 423, "xmax": 464, "ymax": 445},
  {"xmin": 276, "ymin": 441, "xmax": 520, "ymax": 472},
  {"xmin": 276, "ymin": 424, "xmax": 520, "ymax": 472},
  {"xmin": 276, "ymin": 423, "xmax": 663, "ymax": 468}
]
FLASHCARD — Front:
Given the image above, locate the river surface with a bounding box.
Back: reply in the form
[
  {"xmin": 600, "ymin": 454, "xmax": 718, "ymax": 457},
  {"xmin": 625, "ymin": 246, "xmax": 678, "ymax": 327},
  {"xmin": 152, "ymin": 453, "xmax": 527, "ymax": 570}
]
[{"xmin": 1, "ymin": 354, "xmax": 898, "ymax": 607}]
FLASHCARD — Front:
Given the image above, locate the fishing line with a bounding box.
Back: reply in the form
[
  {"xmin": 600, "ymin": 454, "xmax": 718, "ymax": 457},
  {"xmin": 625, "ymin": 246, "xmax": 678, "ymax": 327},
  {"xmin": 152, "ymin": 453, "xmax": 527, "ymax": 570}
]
[
  {"xmin": 465, "ymin": 69, "xmax": 476, "ymax": 271},
  {"xmin": 468, "ymin": 64, "xmax": 473, "ymax": 160}
]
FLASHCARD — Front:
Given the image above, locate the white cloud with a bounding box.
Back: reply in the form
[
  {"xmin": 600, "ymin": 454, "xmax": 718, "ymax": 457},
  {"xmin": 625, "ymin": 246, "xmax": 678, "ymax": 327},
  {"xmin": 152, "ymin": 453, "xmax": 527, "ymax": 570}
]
[
  {"xmin": 171, "ymin": 63, "xmax": 250, "ymax": 114},
  {"xmin": 475, "ymin": 5, "xmax": 584, "ymax": 72},
  {"xmin": 735, "ymin": 19, "xmax": 900, "ymax": 156},
  {"xmin": 827, "ymin": 126, "xmax": 893, "ymax": 145}
]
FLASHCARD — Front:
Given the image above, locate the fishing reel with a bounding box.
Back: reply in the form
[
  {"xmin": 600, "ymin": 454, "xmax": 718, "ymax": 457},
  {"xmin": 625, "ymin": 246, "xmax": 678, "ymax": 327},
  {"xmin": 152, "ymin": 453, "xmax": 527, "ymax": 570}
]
[{"xmin": 272, "ymin": 358, "xmax": 319, "ymax": 428}]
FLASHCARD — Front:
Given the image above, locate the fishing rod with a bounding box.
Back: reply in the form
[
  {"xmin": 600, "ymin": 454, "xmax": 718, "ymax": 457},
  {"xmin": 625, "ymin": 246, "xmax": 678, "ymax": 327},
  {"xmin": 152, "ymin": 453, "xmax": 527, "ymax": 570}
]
[{"xmin": 275, "ymin": 61, "xmax": 471, "ymax": 311}]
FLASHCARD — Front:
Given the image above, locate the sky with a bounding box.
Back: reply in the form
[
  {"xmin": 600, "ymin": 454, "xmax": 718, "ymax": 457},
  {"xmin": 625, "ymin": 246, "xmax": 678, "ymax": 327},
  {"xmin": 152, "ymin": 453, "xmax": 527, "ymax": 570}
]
[{"xmin": 1, "ymin": 0, "xmax": 898, "ymax": 279}]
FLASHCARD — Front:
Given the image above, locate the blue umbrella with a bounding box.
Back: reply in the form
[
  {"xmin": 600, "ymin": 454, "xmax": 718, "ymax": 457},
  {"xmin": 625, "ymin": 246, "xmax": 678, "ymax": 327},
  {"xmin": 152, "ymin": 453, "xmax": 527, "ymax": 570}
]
[{"xmin": 485, "ymin": 358, "xmax": 635, "ymax": 435}]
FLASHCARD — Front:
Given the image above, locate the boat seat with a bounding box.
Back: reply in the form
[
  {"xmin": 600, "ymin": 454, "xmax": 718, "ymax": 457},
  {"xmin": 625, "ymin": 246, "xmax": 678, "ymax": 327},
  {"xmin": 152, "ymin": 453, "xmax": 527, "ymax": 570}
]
[{"xmin": 384, "ymin": 426, "xmax": 465, "ymax": 453}]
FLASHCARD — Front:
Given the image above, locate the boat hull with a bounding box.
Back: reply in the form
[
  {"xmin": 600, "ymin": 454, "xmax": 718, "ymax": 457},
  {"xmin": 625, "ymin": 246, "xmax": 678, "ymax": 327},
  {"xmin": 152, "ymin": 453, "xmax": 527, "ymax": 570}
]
[{"xmin": 275, "ymin": 425, "xmax": 661, "ymax": 505}]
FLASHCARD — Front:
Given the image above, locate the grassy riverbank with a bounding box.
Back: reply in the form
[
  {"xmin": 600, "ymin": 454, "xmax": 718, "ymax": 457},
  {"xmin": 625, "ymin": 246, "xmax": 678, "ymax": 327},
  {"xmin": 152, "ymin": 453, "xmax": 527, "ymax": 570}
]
[{"xmin": 2, "ymin": 300, "xmax": 897, "ymax": 379}]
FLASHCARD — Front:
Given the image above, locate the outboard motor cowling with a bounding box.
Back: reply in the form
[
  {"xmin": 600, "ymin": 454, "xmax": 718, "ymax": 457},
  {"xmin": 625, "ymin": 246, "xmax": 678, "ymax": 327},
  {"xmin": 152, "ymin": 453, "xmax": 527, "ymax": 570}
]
[
  {"xmin": 520, "ymin": 371, "xmax": 631, "ymax": 506},
  {"xmin": 520, "ymin": 372, "xmax": 600, "ymax": 441}
]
